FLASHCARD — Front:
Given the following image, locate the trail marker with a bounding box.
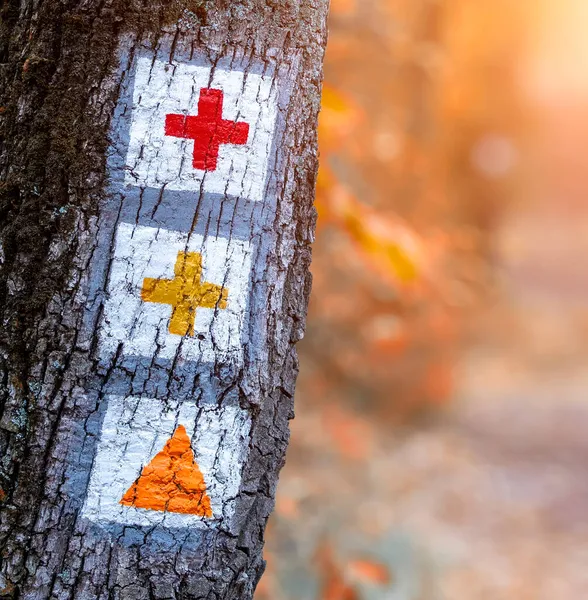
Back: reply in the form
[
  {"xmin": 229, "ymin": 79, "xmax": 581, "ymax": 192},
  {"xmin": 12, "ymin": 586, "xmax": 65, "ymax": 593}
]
[
  {"xmin": 120, "ymin": 425, "xmax": 213, "ymax": 517},
  {"xmin": 82, "ymin": 396, "xmax": 251, "ymax": 527},
  {"xmin": 141, "ymin": 251, "xmax": 228, "ymax": 337},
  {"xmin": 124, "ymin": 57, "xmax": 278, "ymax": 202},
  {"xmin": 86, "ymin": 54, "xmax": 280, "ymax": 534},
  {"xmin": 164, "ymin": 88, "xmax": 250, "ymax": 171},
  {"xmin": 99, "ymin": 223, "xmax": 252, "ymax": 363}
]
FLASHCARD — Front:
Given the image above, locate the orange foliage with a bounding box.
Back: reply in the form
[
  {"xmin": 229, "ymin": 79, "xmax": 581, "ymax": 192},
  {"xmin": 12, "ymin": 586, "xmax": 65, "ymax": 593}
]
[
  {"xmin": 274, "ymin": 493, "xmax": 300, "ymax": 520},
  {"xmin": 318, "ymin": 86, "xmax": 424, "ymax": 286},
  {"xmin": 259, "ymin": 0, "xmax": 582, "ymax": 598},
  {"xmin": 347, "ymin": 559, "xmax": 392, "ymax": 586},
  {"xmin": 322, "ymin": 403, "xmax": 374, "ymax": 461},
  {"xmin": 316, "ymin": 544, "xmax": 360, "ymax": 600},
  {"xmin": 298, "ymin": 0, "xmax": 528, "ymax": 420},
  {"xmin": 315, "ymin": 543, "xmax": 393, "ymax": 600},
  {"xmin": 421, "ymin": 360, "xmax": 454, "ymax": 404}
]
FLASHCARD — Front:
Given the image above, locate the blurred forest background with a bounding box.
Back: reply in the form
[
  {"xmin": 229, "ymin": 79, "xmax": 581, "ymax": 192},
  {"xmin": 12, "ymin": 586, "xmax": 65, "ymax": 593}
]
[{"xmin": 258, "ymin": 0, "xmax": 588, "ymax": 598}]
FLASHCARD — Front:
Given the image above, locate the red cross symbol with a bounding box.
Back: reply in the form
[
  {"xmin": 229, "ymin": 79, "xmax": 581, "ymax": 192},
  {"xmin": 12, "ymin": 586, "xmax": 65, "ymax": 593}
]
[{"xmin": 164, "ymin": 88, "xmax": 250, "ymax": 172}]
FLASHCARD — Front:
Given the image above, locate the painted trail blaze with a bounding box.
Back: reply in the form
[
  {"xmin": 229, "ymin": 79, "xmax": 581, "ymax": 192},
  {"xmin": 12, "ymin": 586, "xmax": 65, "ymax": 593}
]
[
  {"xmin": 99, "ymin": 223, "xmax": 252, "ymax": 364},
  {"xmin": 164, "ymin": 88, "xmax": 250, "ymax": 171},
  {"xmin": 124, "ymin": 56, "xmax": 278, "ymax": 202},
  {"xmin": 141, "ymin": 251, "xmax": 228, "ymax": 337},
  {"xmin": 83, "ymin": 397, "xmax": 251, "ymax": 527},
  {"xmin": 84, "ymin": 53, "xmax": 279, "ymax": 531},
  {"xmin": 120, "ymin": 425, "xmax": 213, "ymax": 517}
]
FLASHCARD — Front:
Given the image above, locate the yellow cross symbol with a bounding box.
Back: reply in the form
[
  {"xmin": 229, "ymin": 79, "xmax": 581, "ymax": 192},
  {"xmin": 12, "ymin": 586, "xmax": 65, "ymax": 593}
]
[{"xmin": 141, "ymin": 251, "xmax": 228, "ymax": 337}]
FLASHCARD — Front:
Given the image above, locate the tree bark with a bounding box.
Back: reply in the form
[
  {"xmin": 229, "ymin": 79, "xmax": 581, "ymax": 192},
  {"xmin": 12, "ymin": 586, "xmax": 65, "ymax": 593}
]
[{"xmin": 0, "ymin": 1, "xmax": 328, "ymax": 598}]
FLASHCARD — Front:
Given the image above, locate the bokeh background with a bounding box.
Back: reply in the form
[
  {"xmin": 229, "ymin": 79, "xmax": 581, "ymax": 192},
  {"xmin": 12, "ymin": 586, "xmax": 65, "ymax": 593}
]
[{"xmin": 258, "ymin": 1, "xmax": 588, "ymax": 598}]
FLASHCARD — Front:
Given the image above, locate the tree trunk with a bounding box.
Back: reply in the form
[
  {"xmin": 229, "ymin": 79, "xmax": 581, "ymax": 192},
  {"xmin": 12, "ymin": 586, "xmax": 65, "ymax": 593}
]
[{"xmin": 0, "ymin": 1, "xmax": 328, "ymax": 598}]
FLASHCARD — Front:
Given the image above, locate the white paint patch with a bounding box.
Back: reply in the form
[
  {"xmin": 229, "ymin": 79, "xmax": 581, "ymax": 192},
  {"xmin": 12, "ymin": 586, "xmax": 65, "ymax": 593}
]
[
  {"xmin": 99, "ymin": 223, "xmax": 252, "ymax": 363},
  {"xmin": 124, "ymin": 56, "xmax": 278, "ymax": 202},
  {"xmin": 82, "ymin": 395, "xmax": 252, "ymax": 527}
]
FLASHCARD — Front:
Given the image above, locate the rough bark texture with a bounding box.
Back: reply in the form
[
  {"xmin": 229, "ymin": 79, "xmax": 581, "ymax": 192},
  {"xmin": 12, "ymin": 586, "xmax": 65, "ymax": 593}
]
[{"xmin": 0, "ymin": 1, "xmax": 328, "ymax": 598}]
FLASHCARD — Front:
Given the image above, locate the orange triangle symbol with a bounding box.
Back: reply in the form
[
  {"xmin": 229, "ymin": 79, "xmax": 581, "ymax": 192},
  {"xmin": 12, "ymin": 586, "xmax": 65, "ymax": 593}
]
[{"xmin": 120, "ymin": 424, "xmax": 213, "ymax": 517}]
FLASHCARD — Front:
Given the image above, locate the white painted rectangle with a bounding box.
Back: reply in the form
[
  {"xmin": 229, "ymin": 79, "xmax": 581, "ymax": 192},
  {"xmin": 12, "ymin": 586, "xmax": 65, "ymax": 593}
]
[
  {"xmin": 99, "ymin": 223, "xmax": 252, "ymax": 363},
  {"xmin": 82, "ymin": 395, "xmax": 251, "ymax": 528},
  {"xmin": 124, "ymin": 56, "xmax": 278, "ymax": 202}
]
